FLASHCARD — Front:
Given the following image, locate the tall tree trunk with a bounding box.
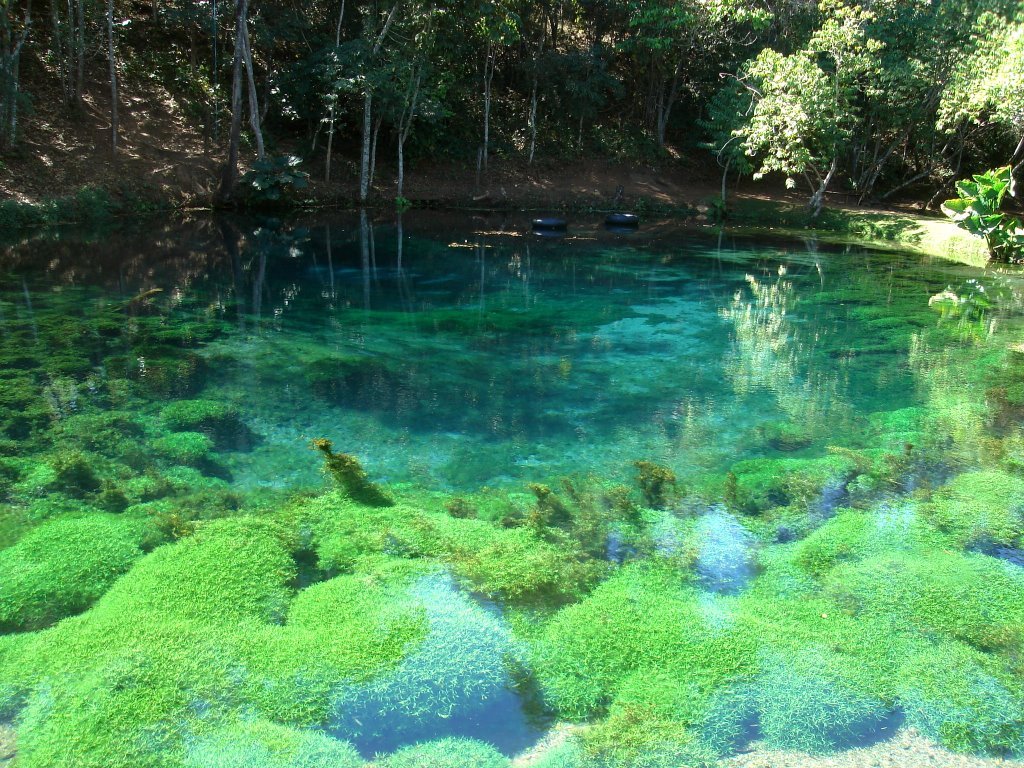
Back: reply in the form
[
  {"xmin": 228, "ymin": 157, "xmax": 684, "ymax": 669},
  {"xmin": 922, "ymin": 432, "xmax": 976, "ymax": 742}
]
[
  {"xmin": 396, "ymin": 69, "xmax": 421, "ymax": 199},
  {"xmin": 218, "ymin": 0, "xmax": 246, "ymax": 202},
  {"xmin": 50, "ymin": 0, "xmax": 68, "ymax": 105},
  {"xmin": 210, "ymin": 0, "xmax": 218, "ymax": 140},
  {"xmin": 358, "ymin": 1, "xmax": 400, "ymax": 202},
  {"xmin": 106, "ymin": 0, "xmax": 118, "ymax": 153},
  {"xmin": 73, "ymin": 0, "xmax": 83, "ymax": 107},
  {"xmin": 481, "ymin": 40, "xmax": 493, "ymax": 174},
  {"xmin": 1, "ymin": 0, "xmax": 32, "ymax": 150},
  {"xmin": 369, "ymin": 112, "xmax": 381, "ymax": 188},
  {"xmin": 808, "ymin": 157, "xmax": 838, "ymax": 218},
  {"xmin": 527, "ymin": 27, "xmax": 545, "ymax": 165},
  {"xmin": 359, "ymin": 91, "xmax": 373, "ymax": 202},
  {"xmin": 323, "ymin": 0, "xmax": 345, "ymax": 182},
  {"xmin": 239, "ymin": 11, "xmax": 263, "ymax": 159}
]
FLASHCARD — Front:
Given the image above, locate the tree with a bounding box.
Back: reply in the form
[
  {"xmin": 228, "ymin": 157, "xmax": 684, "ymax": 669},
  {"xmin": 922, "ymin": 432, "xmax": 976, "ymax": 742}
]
[
  {"xmin": 0, "ymin": 0, "xmax": 32, "ymax": 150},
  {"xmin": 714, "ymin": 1, "xmax": 879, "ymax": 216},
  {"xmin": 106, "ymin": 0, "xmax": 118, "ymax": 153},
  {"xmin": 617, "ymin": 0, "xmax": 769, "ymax": 147},
  {"xmin": 217, "ymin": 0, "xmax": 247, "ymax": 202},
  {"xmin": 358, "ymin": 0, "xmax": 400, "ymax": 203}
]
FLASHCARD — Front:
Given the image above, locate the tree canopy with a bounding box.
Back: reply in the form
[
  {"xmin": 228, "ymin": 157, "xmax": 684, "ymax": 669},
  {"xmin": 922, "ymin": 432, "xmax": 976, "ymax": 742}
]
[{"xmin": 0, "ymin": 0, "xmax": 1021, "ymax": 210}]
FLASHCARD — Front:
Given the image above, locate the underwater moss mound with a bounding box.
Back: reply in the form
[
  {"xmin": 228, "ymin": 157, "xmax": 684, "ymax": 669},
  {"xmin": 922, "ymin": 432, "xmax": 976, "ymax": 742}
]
[
  {"xmin": 152, "ymin": 431, "xmax": 216, "ymax": 466},
  {"xmin": 0, "ymin": 526, "xmax": 431, "ymax": 768},
  {"xmin": 896, "ymin": 640, "xmax": 1024, "ymax": 756},
  {"xmin": 0, "ymin": 514, "xmax": 149, "ymax": 631},
  {"xmin": 160, "ymin": 399, "xmax": 246, "ymax": 446},
  {"xmin": 725, "ymin": 454, "xmax": 857, "ymax": 517},
  {"xmin": 185, "ymin": 719, "xmax": 363, "ymax": 768},
  {"xmin": 923, "ymin": 471, "xmax": 1024, "ymax": 550},
  {"xmin": 793, "ymin": 504, "xmax": 945, "ymax": 577},
  {"xmin": 825, "ymin": 550, "xmax": 1024, "ymax": 651},
  {"xmin": 330, "ymin": 570, "xmax": 524, "ymax": 750},
  {"xmin": 700, "ymin": 649, "xmax": 893, "ymax": 755},
  {"xmin": 378, "ymin": 737, "xmax": 510, "ymax": 768},
  {"xmin": 534, "ymin": 564, "xmax": 755, "ymax": 720}
]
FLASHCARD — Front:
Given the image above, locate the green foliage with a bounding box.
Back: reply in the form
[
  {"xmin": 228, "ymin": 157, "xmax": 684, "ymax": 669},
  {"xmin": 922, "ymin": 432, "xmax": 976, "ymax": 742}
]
[
  {"xmin": 942, "ymin": 167, "xmax": 1024, "ymax": 261},
  {"xmin": 0, "ymin": 514, "xmax": 148, "ymax": 631},
  {"xmin": 241, "ymin": 156, "xmax": 310, "ymax": 205}
]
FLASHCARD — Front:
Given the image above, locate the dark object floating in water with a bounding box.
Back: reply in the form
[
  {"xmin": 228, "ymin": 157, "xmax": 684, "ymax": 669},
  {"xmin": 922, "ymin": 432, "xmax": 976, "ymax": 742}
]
[
  {"xmin": 531, "ymin": 217, "xmax": 567, "ymax": 231},
  {"xmin": 605, "ymin": 212, "xmax": 640, "ymax": 228}
]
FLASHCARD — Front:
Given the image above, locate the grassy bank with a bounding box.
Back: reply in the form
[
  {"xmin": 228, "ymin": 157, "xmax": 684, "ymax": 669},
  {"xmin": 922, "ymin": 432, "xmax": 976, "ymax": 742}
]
[{"xmin": 726, "ymin": 199, "xmax": 991, "ymax": 267}]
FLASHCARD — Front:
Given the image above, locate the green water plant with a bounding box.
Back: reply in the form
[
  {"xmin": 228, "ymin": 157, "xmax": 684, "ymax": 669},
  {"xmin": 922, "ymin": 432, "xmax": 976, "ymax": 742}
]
[
  {"xmin": 923, "ymin": 471, "xmax": 1024, "ymax": 550},
  {"xmin": 311, "ymin": 438, "xmax": 394, "ymax": 507},
  {"xmin": 185, "ymin": 720, "xmax": 363, "ymax": 768},
  {"xmin": 160, "ymin": 399, "xmax": 245, "ymax": 445},
  {"xmin": 378, "ymin": 738, "xmax": 510, "ymax": 768},
  {"xmin": 825, "ymin": 549, "xmax": 1024, "ymax": 652},
  {"xmin": 0, "ymin": 521, "xmax": 427, "ymax": 768},
  {"xmin": 633, "ymin": 461, "xmax": 677, "ymax": 509},
  {"xmin": 896, "ymin": 640, "xmax": 1024, "ymax": 755},
  {"xmin": 0, "ymin": 514, "xmax": 149, "ymax": 631},
  {"xmin": 533, "ymin": 563, "xmax": 755, "ymax": 720}
]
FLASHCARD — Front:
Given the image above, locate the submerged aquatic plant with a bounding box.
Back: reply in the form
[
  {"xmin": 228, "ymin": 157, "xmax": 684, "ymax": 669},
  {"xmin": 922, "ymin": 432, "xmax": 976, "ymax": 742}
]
[
  {"xmin": 311, "ymin": 438, "xmax": 394, "ymax": 507},
  {"xmin": 633, "ymin": 461, "xmax": 677, "ymax": 509}
]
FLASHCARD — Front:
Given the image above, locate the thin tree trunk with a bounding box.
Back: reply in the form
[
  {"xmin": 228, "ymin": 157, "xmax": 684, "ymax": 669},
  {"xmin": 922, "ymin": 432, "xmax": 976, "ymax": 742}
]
[
  {"xmin": 358, "ymin": 1, "xmax": 400, "ymax": 202},
  {"xmin": 74, "ymin": 0, "xmax": 83, "ymax": 107},
  {"xmin": 808, "ymin": 157, "xmax": 838, "ymax": 218},
  {"xmin": 218, "ymin": 0, "xmax": 246, "ymax": 202},
  {"xmin": 1011, "ymin": 134, "xmax": 1024, "ymax": 187},
  {"xmin": 1, "ymin": 0, "xmax": 32, "ymax": 149},
  {"xmin": 359, "ymin": 91, "xmax": 373, "ymax": 202},
  {"xmin": 50, "ymin": 0, "xmax": 68, "ymax": 105},
  {"xmin": 211, "ymin": 0, "xmax": 218, "ymax": 140},
  {"xmin": 323, "ymin": 0, "xmax": 345, "ymax": 182},
  {"xmin": 527, "ymin": 26, "xmax": 545, "ymax": 165},
  {"xmin": 239, "ymin": 12, "xmax": 263, "ymax": 159},
  {"xmin": 396, "ymin": 70, "xmax": 421, "ymax": 198},
  {"xmin": 107, "ymin": 0, "xmax": 118, "ymax": 153},
  {"xmin": 369, "ymin": 112, "xmax": 381, "ymax": 188},
  {"xmin": 481, "ymin": 40, "xmax": 493, "ymax": 174}
]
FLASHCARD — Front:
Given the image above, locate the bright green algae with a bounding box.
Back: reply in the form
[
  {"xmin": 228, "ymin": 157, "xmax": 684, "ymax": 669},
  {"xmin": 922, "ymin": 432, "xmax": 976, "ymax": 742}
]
[{"xmin": 4, "ymin": 215, "xmax": 1024, "ymax": 766}]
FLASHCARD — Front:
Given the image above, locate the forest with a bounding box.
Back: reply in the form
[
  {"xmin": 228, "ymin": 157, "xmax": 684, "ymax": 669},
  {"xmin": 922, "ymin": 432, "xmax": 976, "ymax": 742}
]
[{"xmin": 0, "ymin": 0, "xmax": 1022, "ymax": 215}]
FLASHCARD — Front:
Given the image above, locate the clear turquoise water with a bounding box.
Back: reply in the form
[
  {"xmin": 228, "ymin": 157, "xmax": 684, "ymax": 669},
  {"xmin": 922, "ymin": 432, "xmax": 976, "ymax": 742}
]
[{"xmin": 3, "ymin": 211, "xmax": 1006, "ymax": 495}]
